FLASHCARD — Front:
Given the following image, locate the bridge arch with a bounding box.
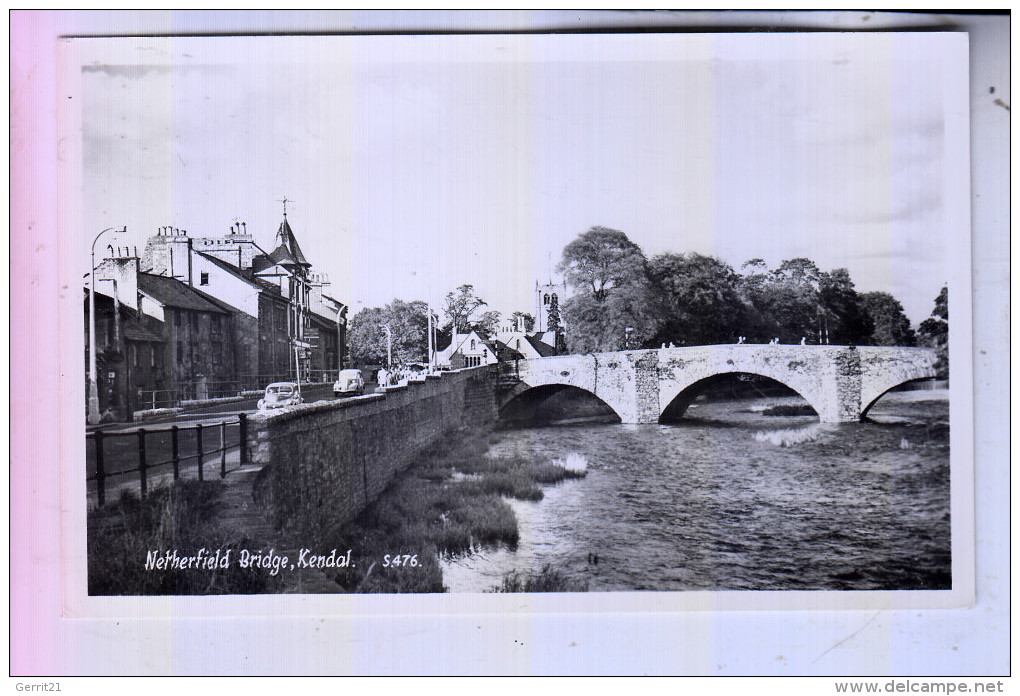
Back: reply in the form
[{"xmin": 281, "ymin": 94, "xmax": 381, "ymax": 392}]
[
  {"xmin": 503, "ymin": 345, "xmax": 938, "ymax": 424},
  {"xmin": 658, "ymin": 371, "xmax": 821, "ymax": 423},
  {"xmin": 499, "ymin": 382, "xmax": 624, "ymax": 424},
  {"xmin": 857, "ymin": 347, "xmax": 940, "ymax": 419}
]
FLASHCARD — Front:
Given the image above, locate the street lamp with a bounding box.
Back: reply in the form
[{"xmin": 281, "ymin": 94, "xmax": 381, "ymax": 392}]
[
  {"xmin": 336, "ymin": 305, "xmax": 345, "ymax": 377},
  {"xmin": 380, "ymin": 324, "xmax": 392, "ymax": 368},
  {"xmin": 427, "ymin": 303, "xmax": 436, "ymax": 372},
  {"xmin": 88, "ymin": 226, "xmax": 126, "ymax": 424}
]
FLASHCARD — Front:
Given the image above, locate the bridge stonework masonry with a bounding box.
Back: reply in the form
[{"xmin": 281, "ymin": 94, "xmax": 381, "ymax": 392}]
[{"xmin": 503, "ymin": 345, "xmax": 938, "ymax": 424}]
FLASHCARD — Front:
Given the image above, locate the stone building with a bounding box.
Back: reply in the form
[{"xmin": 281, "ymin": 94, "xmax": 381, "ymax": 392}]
[{"xmin": 139, "ymin": 213, "xmax": 347, "ymax": 389}]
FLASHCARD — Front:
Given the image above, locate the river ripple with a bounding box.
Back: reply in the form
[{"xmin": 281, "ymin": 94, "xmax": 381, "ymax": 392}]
[{"xmin": 441, "ymin": 393, "xmax": 951, "ymax": 592}]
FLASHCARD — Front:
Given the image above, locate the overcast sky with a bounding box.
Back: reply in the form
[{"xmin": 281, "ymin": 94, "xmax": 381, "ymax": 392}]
[{"xmin": 77, "ymin": 33, "xmax": 966, "ymax": 324}]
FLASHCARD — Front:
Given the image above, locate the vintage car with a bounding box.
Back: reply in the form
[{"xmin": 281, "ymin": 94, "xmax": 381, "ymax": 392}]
[
  {"xmin": 257, "ymin": 382, "xmax": 302, "ymax": 410},
  {"xmin": 333, "ymin": 369, "xmax": 365, "ymax": 397}
]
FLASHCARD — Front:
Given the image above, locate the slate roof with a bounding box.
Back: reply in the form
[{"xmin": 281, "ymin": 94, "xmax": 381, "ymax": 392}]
[
  {"xmin": 524, "ymin": 334, "xmax": 558, "ymax": 357},
  {"xmin": 122, "ymin": 321, "xmax": 164, "ymax": 343},
  {"xmin": 137, "ymin": 273, "xmax": 233, "ymax": 314},
  {"xmin": 273, "ymin": 217, "xmax": 310, "ymax": 267},
  {"xmin": 195, "ymin": 251, "xmax": 283, "ymax": 296}
]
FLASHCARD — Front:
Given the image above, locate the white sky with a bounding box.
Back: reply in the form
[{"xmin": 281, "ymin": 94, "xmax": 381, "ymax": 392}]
[{"xmin": 77, "ymin": 33, "xmax": 966, "ymax": 324}]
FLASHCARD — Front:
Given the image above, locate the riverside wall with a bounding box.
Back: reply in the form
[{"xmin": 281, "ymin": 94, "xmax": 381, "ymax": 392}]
[{"xmin": 246, "ymin": 366, "xmax": 498, "ymax": 545}]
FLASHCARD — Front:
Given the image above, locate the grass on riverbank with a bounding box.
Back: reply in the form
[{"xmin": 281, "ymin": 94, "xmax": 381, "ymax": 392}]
[
  {"xmin": 495, "ymin": 565, "xmax": 590, "ymax": 593},
  {"xmin": 87, "ymin": 480, "xmax": 280, "ymax": 595},
  {"xmin": 317, "ymin": 427, "xmax": 588, "ymax": 593}
]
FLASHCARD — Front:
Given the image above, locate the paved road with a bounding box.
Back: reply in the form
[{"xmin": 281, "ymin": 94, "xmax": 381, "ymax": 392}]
[{"xmin": 91, "ymin": 381, "xmax": 380, "ymax": 435}]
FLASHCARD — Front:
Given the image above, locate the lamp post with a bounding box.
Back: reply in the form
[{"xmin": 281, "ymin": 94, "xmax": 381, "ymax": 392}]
[
  {"xmin": 427, "ymin": 302, "xmax": 435, "ymax": 371},
  {"xmin": 88, "ymin": 226, "xmax": 126, "ymax": 424},
  {"xmin": 336, "ymin": 305, "xmax": 345, "ymax": 377},
  {"xmin": 381, "ymin": 324, "xmax": 392, "ymax": 368}
]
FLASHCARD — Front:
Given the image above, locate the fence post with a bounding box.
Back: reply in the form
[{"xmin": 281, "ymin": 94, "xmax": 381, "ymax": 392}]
[
  {"xmin": 170, "ymin": 425, "xmax": 180, "ymax": 480},
  {"xmin": 220, "ymin": 421, "xmax": 227, "ymax": 478},
  {"xmin": 137, "ymin": 428, "xmax": 148, "ymax": 499},
  {"xmin": 239, "ymin": 413, "xmax": 248, "ymax": 465},
  {"xmin": 94, "ymin": 429, "xmax": 106, "ymax": 507},
  {"xmin": 196, "ymin": 423, "xmax": 204, "ymax": 482}
]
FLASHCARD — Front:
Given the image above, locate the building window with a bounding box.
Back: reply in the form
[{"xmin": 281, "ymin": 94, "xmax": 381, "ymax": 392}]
[
  {"xmin": 200, "ymin": 271, "xmax": 209, "ymax": 285},
  {"xmin": 470, "ymin": 339, "xmax": 476, "ymax": 350},
  {"xmin": 174, "ymin": 312, "xmax": 181, "ymax": 327},
  {"xmin": 552, "ymin": 293, "xmax": 558, "ymax": 303},
  {"xmin": 544, "ymin": 294, "xmax": 550, "ymax": 305},
  {"xmin": 150, "ymin": 345, "xmax": 156, "ymax": 367},
  {"xmin": 177, "ymin": 341, "xmax": 184, "ymax": 364},
  {"xmin": 130, "ymin": 344, "xmax": 138, "ymax": 366}
]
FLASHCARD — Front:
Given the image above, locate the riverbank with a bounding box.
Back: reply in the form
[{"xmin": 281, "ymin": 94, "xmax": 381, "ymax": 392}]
[
  {"xmin": 86, "ymin": 426, "xmax": 590, "ymax": 594},
  {"xmin": 312, "ymin": 427, "xmax": 589, "ymax": 593}
]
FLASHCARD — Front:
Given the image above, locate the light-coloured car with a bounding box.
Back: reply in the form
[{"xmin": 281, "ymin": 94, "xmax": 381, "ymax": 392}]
[
  {"xmin": 333, "ymin": 369, "xmax": 365, "ymax": 397},
  {"xmin": 258, "ymin": 382, "xmax": 302, "ymax": 410}
]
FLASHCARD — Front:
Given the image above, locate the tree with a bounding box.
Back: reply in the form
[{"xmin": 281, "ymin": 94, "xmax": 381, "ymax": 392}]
[
  {"xmin": 510, "ymin": 311, "xmax": 535, "ymax": 332},
  {"xmin": 473, "ymin": 310, "xmax": 502, "ymax": 337},
  {"xmin": 648, "ymin": 252, "xmax": 750, "ymax": 345},
  {"xmin": 738, "ymin": 259, "xmax": 817, "ymax": 343},
  {"xmin": 557, "ymin": 226, "xmax": 648, "ymax": 302},
  {"xmin": 738, "ymin": 259, "xmax": 872, "ymax": 344},
  {"xmin": 444, "ymin": 284, "xmax": 487, "ymax": 334},
  {"xmin": 557, "ymin": 226, "xmax": 658, "ymax": 352},
  {"xmin": 859, "ymin": 292, "xmax": 916, "ymax": 346},
  {"xmin": 348, "ymin": 299, "xmax": 431, "ymax": 366},
  {"xmin": 348, "ymin": 306, "xmax": 388, "ymax": 365},
  {"xmin": 918, "ymin": 286, "xmax": 949, "ymax": 378},
  {"xmin": 817, "ymin": 268, "xmax": 872, "ymax": 345},
  {"xmin": 562, "ymin": 283, "xmax": 661, "ymax": 353},
  {"xmin": 546, "ymin": 295, "xmax": 562, "ymax": 333}
]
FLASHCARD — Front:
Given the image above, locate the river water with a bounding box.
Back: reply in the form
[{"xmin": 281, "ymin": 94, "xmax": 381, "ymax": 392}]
[{"xmin": 440, "ymin": 392, "xmax": 951, "ymax": 592}]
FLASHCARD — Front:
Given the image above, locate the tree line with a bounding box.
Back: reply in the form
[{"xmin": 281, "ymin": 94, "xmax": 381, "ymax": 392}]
[
  {"xmin": 556, "ymin": 226, "xmax": 947, "ymax": 371},
  {"xmin": 347, "ymin": 285, "xmax": 533, "ymax": 366},
  {"xmin": 346, "ymin": 226, "xmax": 948, "ymax": 378}
]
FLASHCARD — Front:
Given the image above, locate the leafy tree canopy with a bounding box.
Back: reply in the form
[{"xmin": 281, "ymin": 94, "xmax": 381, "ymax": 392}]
[
  {"xmin": 444, "ymin": 284, "xmax": 488, "ymax": 334},
  {"xmin": 349, "ymin": 299, "xmax": 430, "ymax": 366},
  {"xmin": 557, "ymin": 226, "xmax": 648, "ymax": 302}
]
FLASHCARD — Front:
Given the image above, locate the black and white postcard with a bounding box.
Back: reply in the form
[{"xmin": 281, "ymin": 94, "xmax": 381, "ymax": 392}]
[{"xmin": 29, "ymin": 23, "xmax": 993, "ymax": 676}]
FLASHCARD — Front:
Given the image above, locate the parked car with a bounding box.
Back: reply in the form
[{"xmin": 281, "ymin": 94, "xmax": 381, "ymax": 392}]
[
  {"xmin": 258, "ymin": 382, "xmax": 302, "ymax": 410},
  {"xmin": 334, "ymin": 369, "xmax": 365, "ymax": 397}
]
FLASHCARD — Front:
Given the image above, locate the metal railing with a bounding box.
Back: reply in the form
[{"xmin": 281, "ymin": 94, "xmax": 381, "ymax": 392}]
[{"xmin": 86, "ymin": 414, "xmax": 249, "ymax": 506}]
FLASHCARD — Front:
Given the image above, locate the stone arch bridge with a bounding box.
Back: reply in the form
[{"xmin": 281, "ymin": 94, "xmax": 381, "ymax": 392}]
[{"xmin": 499, "ymin": 345, "xmax": 938, "ymax": 424}]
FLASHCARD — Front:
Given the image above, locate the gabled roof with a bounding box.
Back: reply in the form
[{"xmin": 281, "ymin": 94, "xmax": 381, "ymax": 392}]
[
  {"xmin": 195, "ymin": 251, "xmax": 260, "ymax": 288},
  {"xmin": 137, "ymin": 273, "xmax": 233, "ymax": 314},
  {"xmin": 524, "ymin": 334, "xmax": 558, "ymax": 357},
  {"xmin": 195, "ymin": 250, "xmax": 283, "ymax": 296}
]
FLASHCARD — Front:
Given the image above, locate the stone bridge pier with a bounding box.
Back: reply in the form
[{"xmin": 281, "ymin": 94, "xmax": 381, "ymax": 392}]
[{"xmin": 502, "ymin": 345, "xmax": 938, "ymax": 424}]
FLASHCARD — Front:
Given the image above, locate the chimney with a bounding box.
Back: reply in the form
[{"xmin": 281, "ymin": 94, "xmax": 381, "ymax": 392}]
[{"xmin": 187, "ymin": 238, "xmax": 194, "ymax": 286}]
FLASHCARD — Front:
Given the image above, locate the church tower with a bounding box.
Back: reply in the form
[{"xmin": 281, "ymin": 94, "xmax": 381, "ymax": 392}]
[{"xmin": 534, "ymin": 279, "xmax": 567, "ymax": 333}]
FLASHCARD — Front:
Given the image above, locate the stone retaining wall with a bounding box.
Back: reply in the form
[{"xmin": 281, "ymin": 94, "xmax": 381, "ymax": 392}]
[{"xmin": 245, "ymin": 366, "xmax": 498, "ymax": 545}]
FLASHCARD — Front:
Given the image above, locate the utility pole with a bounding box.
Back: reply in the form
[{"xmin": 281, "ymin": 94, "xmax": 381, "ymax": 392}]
[{"xmin": 88, "ymin": 226, "xmax": 126, "ymax": 424}]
